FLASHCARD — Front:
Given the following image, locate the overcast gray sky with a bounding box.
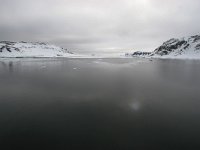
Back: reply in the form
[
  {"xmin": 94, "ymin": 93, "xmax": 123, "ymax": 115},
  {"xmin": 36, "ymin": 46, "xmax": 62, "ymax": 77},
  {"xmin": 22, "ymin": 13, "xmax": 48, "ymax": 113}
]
[{"xmin": 0, "ymin": 0, "xmax": 200, "ymax": 53}]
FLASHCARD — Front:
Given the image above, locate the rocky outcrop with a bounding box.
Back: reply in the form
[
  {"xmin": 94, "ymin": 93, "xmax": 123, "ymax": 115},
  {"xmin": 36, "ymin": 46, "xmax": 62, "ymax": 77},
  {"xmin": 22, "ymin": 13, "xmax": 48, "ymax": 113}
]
[{"xmin": 125, "ymin": 51, "xmax": 151, "ymax": 57}]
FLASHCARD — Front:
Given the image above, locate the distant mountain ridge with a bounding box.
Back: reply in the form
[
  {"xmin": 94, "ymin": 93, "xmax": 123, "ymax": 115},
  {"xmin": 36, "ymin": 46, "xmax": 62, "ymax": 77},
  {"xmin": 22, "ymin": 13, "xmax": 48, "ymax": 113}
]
[
  {"xmin": 1, "ymin": 35, "xmax": 200, "ymax": 59},
  {"xmin": 0, "ymin": 41, "xmax": 74, "ymax": 58}
]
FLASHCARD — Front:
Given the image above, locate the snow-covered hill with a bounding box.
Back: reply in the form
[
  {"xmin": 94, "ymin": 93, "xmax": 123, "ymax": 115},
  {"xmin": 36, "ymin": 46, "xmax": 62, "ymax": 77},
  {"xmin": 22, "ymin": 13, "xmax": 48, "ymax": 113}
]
[
  {"xmin": 151, "ymin": 35, "xmax": 200, "ymax": 59},
  {"xmin": 0, "ymin": 41, "xmax": 75, "ymax": 58}
]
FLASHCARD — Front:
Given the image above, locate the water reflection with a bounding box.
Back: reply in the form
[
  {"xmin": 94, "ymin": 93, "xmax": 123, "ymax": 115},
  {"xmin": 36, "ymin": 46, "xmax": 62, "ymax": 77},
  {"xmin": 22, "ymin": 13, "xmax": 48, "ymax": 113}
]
[
  {"xmin": 154, "ymin": 59, "xmax": 200, "ymax": 87},
  {"xmin": 8, "ymin": 61, "xmax": 13, "ymax": 73},
  {"xmin": 0, "ymin": 61, "xmax": 14, "ymax": 73},
  {"xmin": 130, "ymin": 101, "xmax": 141, "ymax": 111}
]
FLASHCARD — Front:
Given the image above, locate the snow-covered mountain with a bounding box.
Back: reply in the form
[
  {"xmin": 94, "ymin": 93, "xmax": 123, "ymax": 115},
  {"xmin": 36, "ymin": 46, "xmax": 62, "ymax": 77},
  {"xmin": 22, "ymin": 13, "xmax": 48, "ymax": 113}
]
[
  {"xmin": 151, "ymin": 35, "xmax": 200, "ymax": 59},
  {"xmin": 0, "ymin": 41, "xmax": 75, "ymax": 58},
  {"xmin": 125, "ymin": 34, "xmax": 200, "ymax": 59}
]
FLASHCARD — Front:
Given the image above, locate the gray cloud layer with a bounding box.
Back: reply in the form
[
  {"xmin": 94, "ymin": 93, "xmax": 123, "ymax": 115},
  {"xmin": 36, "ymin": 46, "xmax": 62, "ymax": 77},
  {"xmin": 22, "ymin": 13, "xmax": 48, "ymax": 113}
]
[{"xmin": 0, "ymin": 0, "xmax": 200, "ymax": 53}]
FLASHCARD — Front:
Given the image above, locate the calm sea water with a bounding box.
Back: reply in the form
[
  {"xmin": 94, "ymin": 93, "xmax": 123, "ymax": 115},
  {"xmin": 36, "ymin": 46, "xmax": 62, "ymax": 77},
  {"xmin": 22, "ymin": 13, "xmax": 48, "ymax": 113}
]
[{"xmin": 0, "ymin": 58, "xmax": 200, "ymax": 150}]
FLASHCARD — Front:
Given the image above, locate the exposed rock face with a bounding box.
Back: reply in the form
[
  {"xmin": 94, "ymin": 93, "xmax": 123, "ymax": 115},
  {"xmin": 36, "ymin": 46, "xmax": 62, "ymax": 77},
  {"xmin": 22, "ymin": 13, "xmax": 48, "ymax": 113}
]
[
  {"xmin": 0, "ymin": 41, "xmax": 21, "ymax": 53},
  {"xmin": 152, "ymin": 35, "xmax": 200, "ymax": 58},
  {"xmin": 154, "ymin": 39, "xmax": 187, "ymax": 56},
  {"xmin": 0, "ymin": 41, "xmax": 74, "ymax": 57}
]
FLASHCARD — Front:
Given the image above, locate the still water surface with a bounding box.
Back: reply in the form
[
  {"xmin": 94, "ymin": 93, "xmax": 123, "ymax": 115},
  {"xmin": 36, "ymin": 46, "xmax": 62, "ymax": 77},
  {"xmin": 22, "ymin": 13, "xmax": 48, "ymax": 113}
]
[{"xmin": 0, "ymin": 58, "xmax": 200, "ymax": 150}]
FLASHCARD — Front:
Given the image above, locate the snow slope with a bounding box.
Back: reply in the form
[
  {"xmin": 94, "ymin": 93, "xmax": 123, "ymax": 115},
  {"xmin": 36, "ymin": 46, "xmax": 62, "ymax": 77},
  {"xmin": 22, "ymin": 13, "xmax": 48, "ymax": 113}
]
[{"xmin": 0, "ymin": 41, "xmax": 76, "ymax": 58}]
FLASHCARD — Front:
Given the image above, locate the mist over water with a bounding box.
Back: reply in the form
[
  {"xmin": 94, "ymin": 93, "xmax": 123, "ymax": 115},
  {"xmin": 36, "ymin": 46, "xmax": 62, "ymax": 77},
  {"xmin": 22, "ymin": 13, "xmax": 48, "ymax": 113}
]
[{"xmin": 0, "ymin": 58, "xmax": 200, "ymax": 150}]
